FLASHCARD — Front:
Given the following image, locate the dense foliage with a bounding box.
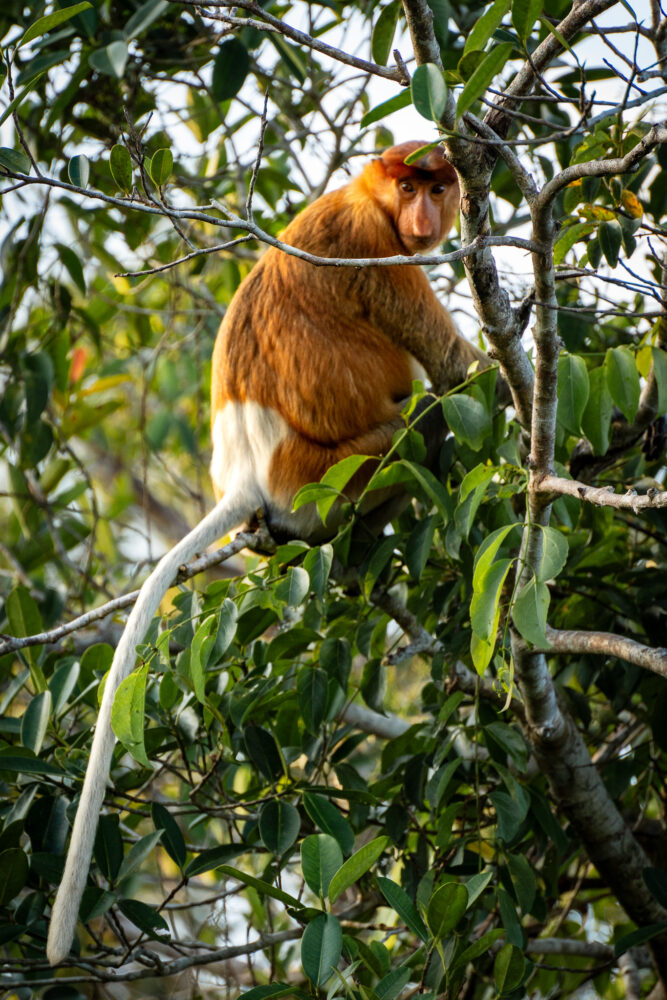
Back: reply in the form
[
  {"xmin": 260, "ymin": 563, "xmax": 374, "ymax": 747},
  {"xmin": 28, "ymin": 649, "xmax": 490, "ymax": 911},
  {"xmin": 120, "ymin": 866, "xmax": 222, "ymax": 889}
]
[{"xmin": 0, "ymin": 1, "xmax": 666, "ymax": 998}]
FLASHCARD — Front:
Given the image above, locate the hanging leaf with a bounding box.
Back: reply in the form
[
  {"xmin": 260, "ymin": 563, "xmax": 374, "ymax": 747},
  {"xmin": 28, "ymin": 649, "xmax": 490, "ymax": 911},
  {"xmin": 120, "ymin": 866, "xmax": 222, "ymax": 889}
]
[
  {"xmin": 372, "ymin": 1, "xmax": 401, "ymax": 66},
  {"xmin": 109, "ymin": 144, "xmax": 133, "ymax": 192},
  {"xmin": 259, "ymin": 799, "xmax": 301, "ymax": 856},
  {"xmin": 581, "ymin": 365, "xmax": 613, "ymax": 454},
  {"xmin": 297, "ymin": 666, "xmax": 328, "ymax": 734},
  {"xmin": 512, "ymin": 576, "xmax": 550, "ymax": 647},
  {"xmin": 301, "ymin": 834, "xmax": 343, "ymax": 897},
  {"xmin": 557, "ymin": 353, "xmax": 589, "ymax": 436},
  {"xmin": 442, "ymin": 394, "xmax": 491, "ymax": 450},
  {"xmin": 152, "ymin": 802, "xmax": 187, "ymax": 868},
  {"xmin": 20, "ymin": 691, "xmax": 51, "ymax": 755},
  {"xmin": 148, "ymin": 148, "xmax": 173, "ymax": 186},
  {"xmin": 301, "ymin": 913, "xmax": 343, "ymax": 987},
  {"xmin": 89, "ymin": 40, "xmax": 129, "ymax": 78},
  {"xmin": 494, "ymin": 943, "xmax": 526, "ymax": 993},
  {"xmin": 411, "ymin": 63, "xmax": 448, "ymax": 122},
  {"xmin": 426, "ymin": 881, "xmax": 468, "ymax": 938},
  {"xmin": 110, "ymin": 661, "xmax": 150, "ymax": 766},
  {"xmin": 68, "ymin": 154, "xmax": 90, "ymax": 188},
  {"xmin": 605, "ymin": 345, "xmax": 640, "ymax": 423},
  {"xmin": 598, "ymin": 218, "xmax": 623, "ymax": 267},
  {"xmin": 512, "ymin": 0, "xmax": 542, "ymax": 42},
  {"xmin": 212, "ymin": 38, "xmax": 250, "ymax": 101}
]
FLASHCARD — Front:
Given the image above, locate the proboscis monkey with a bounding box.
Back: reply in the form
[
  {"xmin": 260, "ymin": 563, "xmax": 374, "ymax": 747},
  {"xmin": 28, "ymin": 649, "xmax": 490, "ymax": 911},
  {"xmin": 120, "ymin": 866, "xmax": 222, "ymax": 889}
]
[{"xmin": 46, "ymin": 141, "xmax": 490, "ymax": 965}]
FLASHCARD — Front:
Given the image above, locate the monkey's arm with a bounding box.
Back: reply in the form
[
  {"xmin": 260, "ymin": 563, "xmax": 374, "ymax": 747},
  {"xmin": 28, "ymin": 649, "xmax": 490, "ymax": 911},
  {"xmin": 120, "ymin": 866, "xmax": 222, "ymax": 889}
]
[{"xmin": 360, "ymin": 265, "xmax": 489, "ymax": 394}]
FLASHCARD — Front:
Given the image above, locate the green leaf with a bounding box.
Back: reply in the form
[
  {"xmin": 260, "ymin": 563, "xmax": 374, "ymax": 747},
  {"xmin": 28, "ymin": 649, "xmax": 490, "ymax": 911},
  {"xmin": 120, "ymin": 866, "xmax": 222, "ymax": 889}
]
[
  {"xmin": 55, "ymin": 243, "xmax": 86, "ymax": 294},
  {"xmin": 276, "ymin": 565, "xmax": 310, "ymax": 607},
  {"xmin": 329, "ymin": 836, "xmax": 389, "ymax": 903},
  {"xmin": 301, "ymin": 913, "xmax": 343, "ymax": 987},
  {"xmin": 442, "ymin": 394, "xmax": 490, "ymax": 450},
  {"xmin": 651, "ymin": 347, "xmax": 667, "ymax": 415},
  {"xmin": 426, "ymin": 881, "xmax": 468, "ymax": 938},
  {"xmin": 89, "ymin": 40, "xmax": 129, "ymax": 78},
  {"xmin": 0, "ymin": 849, "xmax": 29, "ymax": 905},
  {"xmin": 68, "ymin": 153, "xmax": 90, "ymax": 189},
  {"xmin": 111, "ymin": 661, "xmax": 150, "ymax": 767},
  {"xmin": 512, "ymin": 0, "xmax": 542, "ymax": 41},
  {"xmin": 512, "ymin": 576, "xmax": 550, "ymax": 647},
  {"xmin": 269, "ymin": 34, "xmax": 307, "ymax": 83},
  {"xmin": 217, "ymin": 865, "xmax": 303, "ymax": 908},
  {"xmin": 599, "ymin": 218, "xmax": 623, "ymax": 267},
  {"xmin": 212, "ymin": 38, "xmax": 250, "ymax": 102},
  {"xmin": 372, "ymin": 1, "xmax": 401, "ymax": 66},
  {"xmin": 553, "ymin": 221, "xmax": 595, "ymax": 265},
  {"xmin": 376, "ymin": 967, "xmax": 411, "ymax": 1000},
  {"xmin": 244, "ymin": 726, "xmax": 283, "ymax": 781},
  {"xmin": 464, "ymin": 869, "xmax": 494, "ymax": 907},
  {"xmin": 184, "ymin": 844, "xmax": 246, "ymax": 877},
  {"xmin": 190, "ymin": 614, "xmax": 216, "ymax": 703},
  {"xmin": 20, "ymin": 691, "xmax": 51, "ymax": 754},
  {"xmin": 643, "ymin": 868, "xmax": 667, "ymax": 910},
  {"xmin": 406, "ymin": 515, "xmax": 436, "ymax": 579},
  {"xmin": 109, "ymin": 144, "xmax": 133, "ymax": 192},
  {"xmin": 0, "ymin": 749, "xmax": 62, "ymax": 776},
  {"xmin": 471, "ymin": 557, "xmax": 513, "ymax": 642},
  {"xmin": 214, "ymin": 598, "xmax": 238, "ymax": 658},
  {"xmin": 124, "ymin": 0, "xmax": 169, "ymax": 39},
  {"xmin": 117, "ymin": 830, "xmax": 163, "ymax": 881},
  {"xmin": 321, "ymin": 453, "xmax": 369, "ymax": 494},
  {"xmin": 557, "ymin": 353, "xmax": 589, "ymax": 436},
  {"xmin": 148, "ymin": 148, "xmax": 173, "ymax": 186},
  {"xmin": 259, "ymin": 799, "xmax": 301, "ymax": 856},
  {"xmin": 6, "ymin": 585, "xmax": 43, "ymax": 671},
  {"xmin": 581, "ymin": 366, "xmax": 613, "ymax": 454},
  {"xmin": 303, "ymin": 544, "xmax": 333, "ymax": 599},
  {"xmin": 49, "ymin": 660, "xmax": 80, "ymax": 714},
  {"xmin": 94, "ymin": 815, "xmax": 123, "ymax": 882},
  {"xmin": 411, "ymin": 63, "xmax": 448, "ymax": 122},
  {"xmin": 494, "ymin": 943, "xmax": 525, "ymax": 993},
  {"xmin": 0, "ymin": 147, "xmax": 31, "ymax": 174},
  {"xmin": 118, "ymin": 899, "xmax": 169, "ymax": 939},
  {"xmin": 464, "ymin": 0, "xmax": 511, "ymax": 55},
  {"xmin": 535, "ymin": 526, "xmax": 568, "ymax": 583},
  {"xmin": 456, "ymin": 42, "xmax": 514, "ymax": 117},
  {"xmin": 376, "ymin": 876, "xmax": 429, "ymax": 942},
  {"xmin": 19, "ymin": 3, "xmax": 92, "ymax": 46},
  {"xmin": 301, "ymin": 794, "xmax": 355, "ymax": 856},
  {"xmin": 605, "ymin": 345, "xmax": 640, "ymax": 423},
  {"xmin": 615, "ymin": 922, "xmax": 667, "ymax": 956},
  {"xmin": 302, "ymin": 834, "xmax": 343, "ymax": 897},
  {"xmin": 236, "ymin": 987, "xmax": 293, "ymax": 1000},
  {"xmin": 506, "ymin": 853, "xmax": 536, "ymax": 912},
  {"xmin": 360, "ymin": 89, "xmax": 412, "ymax": 128},
  {"xmin": 152, "ymin": 802, "xmax": 187, "ymax": 868},
  {"xmin": 400, "ymin": 460, "xmax": 452, "ymax": 522},
  {"xmin": 297, "ymin": 666, "xmax": 328, "ymax": 735}
]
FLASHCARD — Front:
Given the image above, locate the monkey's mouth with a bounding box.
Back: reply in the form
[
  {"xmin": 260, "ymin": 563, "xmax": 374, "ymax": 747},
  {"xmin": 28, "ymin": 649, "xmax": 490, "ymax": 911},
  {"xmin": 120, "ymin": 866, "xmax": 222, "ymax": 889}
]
[{"xmin": 404, "ymin": 235, "xmax": 439, "ymax": 253}]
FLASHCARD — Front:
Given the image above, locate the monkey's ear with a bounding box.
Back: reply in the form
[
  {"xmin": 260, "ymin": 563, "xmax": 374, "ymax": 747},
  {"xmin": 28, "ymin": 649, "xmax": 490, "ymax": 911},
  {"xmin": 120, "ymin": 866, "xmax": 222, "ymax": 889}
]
[{"xmin": 380, "ymin": 142, "xmax": 457, "ymax": 185}]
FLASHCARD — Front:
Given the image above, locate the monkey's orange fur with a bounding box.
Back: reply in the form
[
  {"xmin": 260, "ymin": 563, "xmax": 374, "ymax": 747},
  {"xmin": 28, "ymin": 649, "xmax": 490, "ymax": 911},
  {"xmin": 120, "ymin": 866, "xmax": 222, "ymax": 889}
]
[
  {"xmin": 46, "ymin": 141, "xmax": 489, "ymax": 966},
  {"xmin": 211, "ymin": 141, "xmax": 486, "ymax": 525}
]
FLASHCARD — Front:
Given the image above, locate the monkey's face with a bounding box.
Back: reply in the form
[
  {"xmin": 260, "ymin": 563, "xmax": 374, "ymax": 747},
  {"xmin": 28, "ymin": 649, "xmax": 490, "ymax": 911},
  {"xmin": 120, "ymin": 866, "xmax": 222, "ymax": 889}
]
[{"xmin": 394, "ymin": 176, "xmax": 459, "ymax": 255}]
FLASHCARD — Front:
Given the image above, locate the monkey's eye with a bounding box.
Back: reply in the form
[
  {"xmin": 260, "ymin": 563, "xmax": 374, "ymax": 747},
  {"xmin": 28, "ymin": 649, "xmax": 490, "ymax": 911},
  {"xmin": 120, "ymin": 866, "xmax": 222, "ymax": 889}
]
[
  {"xmin": 400, "ymin": 180, "xmax": 415, "ymax": 193},
  {"xmin": 431, "ymin": 183, "xmax": 446, "ymax": 195}
]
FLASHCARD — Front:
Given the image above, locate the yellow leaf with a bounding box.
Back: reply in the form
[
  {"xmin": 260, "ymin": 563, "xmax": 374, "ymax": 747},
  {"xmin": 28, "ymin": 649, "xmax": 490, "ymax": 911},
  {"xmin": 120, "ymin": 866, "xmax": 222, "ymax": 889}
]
[{"xmin": 621, "ymin": 189, "xmax": 643, "ymax": 218}]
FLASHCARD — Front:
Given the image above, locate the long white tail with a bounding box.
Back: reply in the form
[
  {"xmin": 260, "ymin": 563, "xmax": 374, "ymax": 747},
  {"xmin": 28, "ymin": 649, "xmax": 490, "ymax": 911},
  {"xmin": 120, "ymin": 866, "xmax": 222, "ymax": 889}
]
[{"xmin": 47, "ymin": 492, "xmax": 251, "ymax": 965}]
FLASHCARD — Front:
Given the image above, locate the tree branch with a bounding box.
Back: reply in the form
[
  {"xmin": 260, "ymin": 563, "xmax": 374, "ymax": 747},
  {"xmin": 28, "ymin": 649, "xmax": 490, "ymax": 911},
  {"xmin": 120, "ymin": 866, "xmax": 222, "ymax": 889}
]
[
  {"xmin": 0, "ymin": 529, "xmax": 266, "ymax": 657},
  {"xmin": 544, "ymin": 627, "xmax": 667, "ymax": 678},
  {"xmin": 537, "ymin": 474, "xmax": 667, "ymax": 511}
]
